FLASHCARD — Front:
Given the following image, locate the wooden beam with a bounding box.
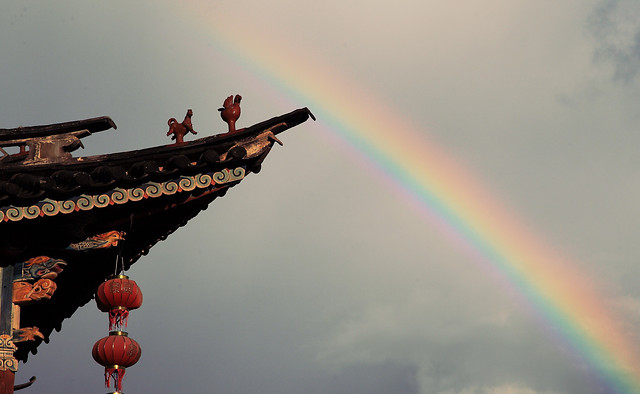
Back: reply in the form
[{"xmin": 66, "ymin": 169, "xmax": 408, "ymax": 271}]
[
  {"xmin": 0, "ymin": 371, "xmax": 14, "ymax": 394},
  {"xmin": 0, "ymin": 116, "xmax": 116, "ymax": 142},
  {"xmin": 0, "ymin": 266, "xmax": 16, "ymax": 394}
]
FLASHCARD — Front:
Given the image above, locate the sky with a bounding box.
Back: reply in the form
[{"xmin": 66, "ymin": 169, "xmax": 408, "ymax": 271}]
[{"xmin": 2, "ymin": 1, "xmax": 640, "ymax": 393}]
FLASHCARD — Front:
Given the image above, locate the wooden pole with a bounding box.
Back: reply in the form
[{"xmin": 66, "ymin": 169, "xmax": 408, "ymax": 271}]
[
  {"xmin": 0, "ymin": 371, "xmax": 14, "ymax": 394},
  {"xmin": 0, "ymin": 265, "xmax": 16, "ymax": 394}
]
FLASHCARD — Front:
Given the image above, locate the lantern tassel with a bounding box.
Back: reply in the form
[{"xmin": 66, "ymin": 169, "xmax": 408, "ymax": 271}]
[
  {"xmin": 105, "ymin": 367, "xmax": 126, "ymax": 391},
  {"xmin": 104, "ymin": 367, "xmax": 114, "ymax": 388},
  {"xmin": 108, "ymin": 309, "xmax": 130, "ymax": 331}
]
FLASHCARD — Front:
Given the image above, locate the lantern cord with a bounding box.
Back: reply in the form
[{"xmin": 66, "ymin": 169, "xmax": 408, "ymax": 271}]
[
  {"xmin": 113, "ymin": 254, "xmax": 119, "ymax": 277},
  {"xmin": 121, "ymin": 214, "xmax": 135, "ymax": 274},
  {"xmin": 113, "ymin": 249, "xmax": 124, "ymax": 277},
  {"xmin": 114, "ymin": 214, "xmax": 134, "ymax": 276}
]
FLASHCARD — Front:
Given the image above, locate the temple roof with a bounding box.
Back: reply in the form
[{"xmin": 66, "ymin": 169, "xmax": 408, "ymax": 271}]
[
  {"xmin": 0, "ymin": 107, "xmax": 314, "ymax": 361},
  {"xmin": 0, "ymin": 108, "xmax": 313, "ymax": 206}
]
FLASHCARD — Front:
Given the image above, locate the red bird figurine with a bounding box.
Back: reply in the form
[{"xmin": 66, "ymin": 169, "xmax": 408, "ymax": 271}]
[{"xmin": 219, "ymin": 95, "xmax": 242, "ymax": 133}]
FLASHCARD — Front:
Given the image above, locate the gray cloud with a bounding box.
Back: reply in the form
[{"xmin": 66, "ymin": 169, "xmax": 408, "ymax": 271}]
[{"xmin": 588, "ymin": 0, "xmax": 640, "ymax": 82}]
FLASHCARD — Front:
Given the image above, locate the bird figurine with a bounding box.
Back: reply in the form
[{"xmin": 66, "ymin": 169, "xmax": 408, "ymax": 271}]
[
  {"xmin": 66, "ymin": 230, "xmax": 125, "ymax": 251},
  {"xmin": 219, "ymin": 95, "xmax": 242, "ymax": 133}
]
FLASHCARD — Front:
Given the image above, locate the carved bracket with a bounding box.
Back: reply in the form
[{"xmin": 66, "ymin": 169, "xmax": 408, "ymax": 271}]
[
  {"xmin": 12, "ymin": 327, "xmax": 44, "ymax": 343},
  {"xmin": 67, "ymin": 231, "xmax": 125, "ymax": 251},
  {"xmin": 14, "ymin": 256, "xmax": 66, "ymax": 282},
  {"xmin": 13, "ymin": 279, "xmax": 57, "ymax": 306}
]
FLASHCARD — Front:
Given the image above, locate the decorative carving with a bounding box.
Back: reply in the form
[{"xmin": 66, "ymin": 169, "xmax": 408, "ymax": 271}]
[
  {"xmin": 14, "ymin": 256, "xmax": 66, "ymax": 282},
  {"xmin": 13, "ymin": 279, "xmax": 57, "ymax": 306},
  {"xmin": 219, "ymin": 127, "xmax": 285, "ymax": 162},
  {"xmin": 67, "ymin": 231, "xmax": 125, "ymax": 251},
  {"xmin": 23, "ymin": 133, "xmax": 85, "ymax": 164},
  {"xmin": 1, "ymin": 167, "xmax": 246, "ymax": 222},
  {"xmin": 219, "ymin": 95, "xmax": 242, "ymax": 133},
  {"xmin": 0, "ymin": 335, "xmax": 17, "ymax": 372},
  {"xmin": 167, "ymin": 109, "xmax": 197, "ymax": 144},
  {"xmin": 12, "ymin": 327, "xmax": 44, "ymax": 343}
]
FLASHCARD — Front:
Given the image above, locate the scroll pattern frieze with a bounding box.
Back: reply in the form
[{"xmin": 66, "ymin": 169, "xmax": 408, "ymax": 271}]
[
  {"xmin": 0, "ymin": 167, "xmax": 245, "ymax": 222},
  {"xmin": 0, "ymin": 335, "xmax": 17, "ymax": 372}
]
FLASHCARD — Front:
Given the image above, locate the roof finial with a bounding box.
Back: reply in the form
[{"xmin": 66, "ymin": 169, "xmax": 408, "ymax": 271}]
[
  {"xmin": 166, "ymin": 109, "xmax": 197, "ymax": 144},
  {"xmin": 219, "ymin": 95, "xmax": 242, "ymax": 133}
]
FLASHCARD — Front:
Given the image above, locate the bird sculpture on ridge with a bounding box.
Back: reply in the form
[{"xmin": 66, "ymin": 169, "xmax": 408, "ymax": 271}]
[{"xmin": 219, "ymin": 95, "xmax": 242, "ymax": 133}]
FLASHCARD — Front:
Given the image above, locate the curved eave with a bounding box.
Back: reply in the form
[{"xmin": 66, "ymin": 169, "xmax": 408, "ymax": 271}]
[
  {"xmin": 0, "ymin": 108, "xmax": 314, "ymax": 207},
  {"xmin": 0, "ymin": 108, "xmax": 313, "ymax": 174},
  {"xmin": 0, "ymin": 116, "xmax": 117, "ymax": 143}
]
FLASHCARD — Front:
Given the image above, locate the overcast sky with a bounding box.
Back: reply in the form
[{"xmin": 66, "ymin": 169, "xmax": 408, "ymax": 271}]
[{"xmin": 2, "ymin": 1, "xmax": 640, "ymax": 393}]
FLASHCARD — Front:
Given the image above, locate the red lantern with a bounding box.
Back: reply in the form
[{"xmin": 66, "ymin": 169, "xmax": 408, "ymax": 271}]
[
  {"xmin": 96, "ymin": 275, "xmax": 143, "ymax": 330},
  {"xmin": 92, "ymin": 332, "xmax": 142, "ymax": 392}
]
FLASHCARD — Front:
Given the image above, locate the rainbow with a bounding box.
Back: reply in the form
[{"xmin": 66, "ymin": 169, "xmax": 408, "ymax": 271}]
[{"xmin": 180, "ymin": 6, "xmax": 640, "ymax": 393}]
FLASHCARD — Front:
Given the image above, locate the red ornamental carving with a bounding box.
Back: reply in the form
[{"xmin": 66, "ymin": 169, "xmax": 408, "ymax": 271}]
[
  {"xmin": 92, "ymin": 332, "xmax": 142, "ymax": 391},
  {"xmin": 95, "ymin": 275, "xmax": 143, "ymax": 331},
  {"xmin": 219, "ymin": 94, "xmax": 242, "ymax": 133}
]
